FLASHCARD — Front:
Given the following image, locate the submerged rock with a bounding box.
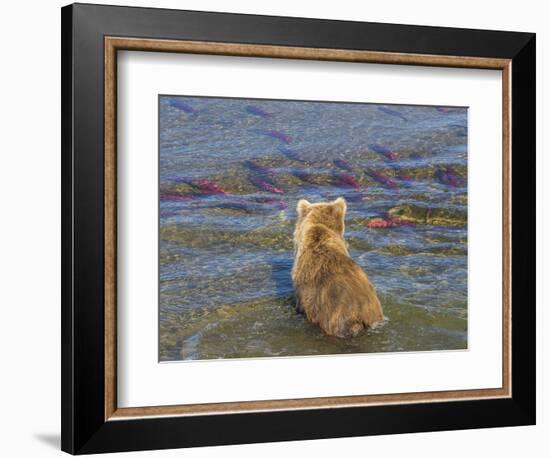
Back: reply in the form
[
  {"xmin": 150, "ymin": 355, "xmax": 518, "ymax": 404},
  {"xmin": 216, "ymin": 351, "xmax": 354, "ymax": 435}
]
[{"xmin": 387, "ymin": 204, "xmax": 466, "ymax": 227}]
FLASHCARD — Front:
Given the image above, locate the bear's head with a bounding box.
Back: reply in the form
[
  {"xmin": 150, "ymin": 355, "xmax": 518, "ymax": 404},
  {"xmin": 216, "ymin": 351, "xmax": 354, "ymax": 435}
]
[{"xmin": 294, "ymin": 197, "xmax": 347, "ymax": 246}]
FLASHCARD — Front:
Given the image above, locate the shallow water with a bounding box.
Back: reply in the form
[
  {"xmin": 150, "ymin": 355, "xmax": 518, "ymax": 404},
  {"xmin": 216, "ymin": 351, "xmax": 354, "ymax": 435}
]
[{"xmin": 159, "ymin": 96, "xmax": 468, "ymax": 361}]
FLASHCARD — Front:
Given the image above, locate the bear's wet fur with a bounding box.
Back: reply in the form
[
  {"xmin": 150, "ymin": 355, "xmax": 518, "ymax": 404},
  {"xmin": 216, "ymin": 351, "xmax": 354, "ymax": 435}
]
[{"xmin": 292, "ymin": 197, "xmax": 384, "ymax": 338}]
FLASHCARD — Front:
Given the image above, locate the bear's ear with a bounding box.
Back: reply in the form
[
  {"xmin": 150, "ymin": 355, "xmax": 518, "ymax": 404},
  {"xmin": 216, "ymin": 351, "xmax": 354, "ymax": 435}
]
[
  {"xmin": 297, "ymin": 199, "xmax": 311, "ymax": 215},
  {"xmin": 333, "ymin": 197, "xmax": 347, "ymax": 214}
]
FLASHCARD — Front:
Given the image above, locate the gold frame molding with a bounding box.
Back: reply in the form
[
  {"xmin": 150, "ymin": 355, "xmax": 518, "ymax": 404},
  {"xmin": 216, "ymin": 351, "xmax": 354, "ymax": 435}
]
[{"xmin": 104, "ymin": 37, "xmax": 512, "ymax": 421}]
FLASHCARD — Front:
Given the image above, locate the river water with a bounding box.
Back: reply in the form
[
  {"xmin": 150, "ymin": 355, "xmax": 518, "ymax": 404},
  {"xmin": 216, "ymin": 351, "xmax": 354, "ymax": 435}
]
[{"xmin": 159, "ymin": 95, "xmax": 468, "ymax": 361}]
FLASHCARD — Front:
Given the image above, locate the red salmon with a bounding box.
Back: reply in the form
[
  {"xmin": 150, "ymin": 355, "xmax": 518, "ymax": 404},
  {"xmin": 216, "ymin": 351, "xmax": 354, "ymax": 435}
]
[
  {"xmin": 249, "ymin": 176, "xmax": 284, "ymax": 194},
  {"xmin": 196, "ymin": 179, "xmax": 226, "ymax": 195},
  {"xmin": 369, "ymin": 143, "xmax": 398, "ymax": 161},
  {"xmin": 333, "ymin": 173, "xmax": 360, "ymax": 190},
  {"xmin": 366, "ymin": 170, "xmax": 399, "ymax": 190},
  {"xmin": 160, "ymin": 193, "xmax": 195, "ymax": 202},
  {"xmin": 366, "ymin": 217, "xmax": 414, "ymax": 229}
]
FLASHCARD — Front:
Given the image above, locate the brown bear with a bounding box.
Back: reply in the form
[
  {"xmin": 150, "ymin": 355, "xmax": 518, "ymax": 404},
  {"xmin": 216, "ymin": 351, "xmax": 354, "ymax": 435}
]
[{"xmin": 292, "ymin": 197, "xmax": 384, "ymax": 338}]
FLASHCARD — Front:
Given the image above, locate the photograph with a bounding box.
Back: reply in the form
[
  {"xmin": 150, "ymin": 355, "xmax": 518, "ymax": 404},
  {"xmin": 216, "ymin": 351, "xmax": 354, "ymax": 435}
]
[
  {"xmin": 158, "ymin": 95, "xmax": 468, "ymax": 361},
  {"xmin": 55, "ymin": 2, "xmax": 536, "ymax": 454}
]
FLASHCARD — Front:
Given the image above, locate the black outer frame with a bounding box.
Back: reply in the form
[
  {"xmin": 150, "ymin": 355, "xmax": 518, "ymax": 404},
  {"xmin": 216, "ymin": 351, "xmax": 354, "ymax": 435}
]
[{"xmin": 61, "ymin": 3, "xmax": 536, "ymax": 454}]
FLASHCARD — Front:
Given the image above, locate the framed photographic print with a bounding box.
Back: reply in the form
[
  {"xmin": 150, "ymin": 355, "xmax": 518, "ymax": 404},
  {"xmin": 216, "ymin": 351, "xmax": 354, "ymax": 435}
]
[{"xmin": 61, "ymin": 3, "xmax": 536, "ymax": 454}]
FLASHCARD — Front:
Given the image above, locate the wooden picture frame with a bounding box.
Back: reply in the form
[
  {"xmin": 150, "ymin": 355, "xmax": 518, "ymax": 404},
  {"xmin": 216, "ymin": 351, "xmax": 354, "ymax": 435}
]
[{"xmin": 62, "ymin": 3, "xmax": 535, "ymax": 454}]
